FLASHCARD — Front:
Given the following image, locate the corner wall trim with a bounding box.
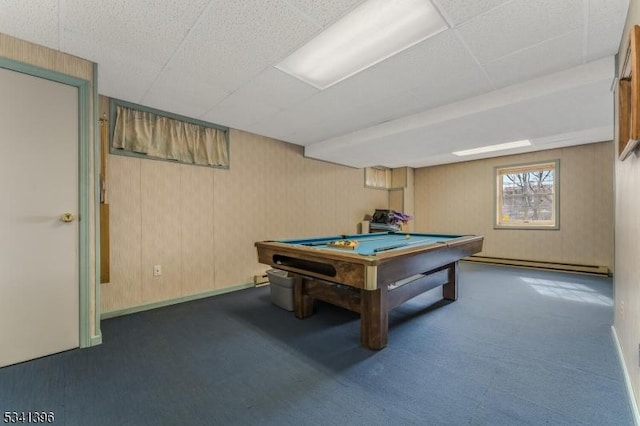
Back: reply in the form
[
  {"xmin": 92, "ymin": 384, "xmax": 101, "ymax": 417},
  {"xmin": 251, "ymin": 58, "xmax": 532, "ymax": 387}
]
[
  {"xmin": 90, "ymin": 334, "xmax": 103, "ymax": 346},
  {"xmin": 100, "ymin": 283, "xmax": 254, "ymax": 320},
  {"xmin": 612, "ymin": 325, "xmax": 640, "ymax": 425}
]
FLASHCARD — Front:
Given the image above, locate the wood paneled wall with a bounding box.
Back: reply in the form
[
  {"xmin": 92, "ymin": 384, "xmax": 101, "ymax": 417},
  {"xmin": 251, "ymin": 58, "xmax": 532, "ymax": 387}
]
[
  {"xmin": 615, "ymin": 0, "xmax": 640, "ymax": 414},
  {"xmin": 414, "ymin": 142, "xmax": 614, "ymax": 270},
  {"xmin": 101, "ymin": 121, "xmax": 388, "ymax": 313}
]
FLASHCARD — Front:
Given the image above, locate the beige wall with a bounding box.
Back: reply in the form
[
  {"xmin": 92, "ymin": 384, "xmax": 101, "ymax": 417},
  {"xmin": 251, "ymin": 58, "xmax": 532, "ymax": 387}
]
[
  {"xmin": 0, "ymin": 33, "xmax": 100, "ymax": 343},
  {"xmin": 615, "ymin": 1, "xmax": 640, "ymax": 413},
  {"xmin": 414, "ymin": 141, "xmax": 614, "ymax": 270},
  {"xmin": 101, "ymin": 116, "xmax": 388, "ymax": 313}
]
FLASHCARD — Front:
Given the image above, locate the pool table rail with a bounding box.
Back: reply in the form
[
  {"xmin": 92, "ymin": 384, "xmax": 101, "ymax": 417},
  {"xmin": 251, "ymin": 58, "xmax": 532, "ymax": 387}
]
[
  {"xmin": 255, "ymin": 232, "xmax": 484, "ymax": 349},
  {"xmin": 255, "ymin": 241, "xmax": 374, "ymax": 289},
  {"xmin": 255, "ymin": 234, "xmax": 483, "ymax": 291}
]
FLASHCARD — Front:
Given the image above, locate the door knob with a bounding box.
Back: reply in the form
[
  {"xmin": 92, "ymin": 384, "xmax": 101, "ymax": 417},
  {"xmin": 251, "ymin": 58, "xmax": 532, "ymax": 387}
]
[{"xmin": 60, "ymin": 213, "xmax": 75, "ymax": 223}]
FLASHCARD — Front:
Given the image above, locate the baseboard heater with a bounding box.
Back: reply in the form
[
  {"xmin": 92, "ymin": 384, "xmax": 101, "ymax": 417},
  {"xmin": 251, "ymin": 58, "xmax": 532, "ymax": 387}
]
[{"xmin": 465, "ymin": 255, "xmax": 610, "ymax": 276}]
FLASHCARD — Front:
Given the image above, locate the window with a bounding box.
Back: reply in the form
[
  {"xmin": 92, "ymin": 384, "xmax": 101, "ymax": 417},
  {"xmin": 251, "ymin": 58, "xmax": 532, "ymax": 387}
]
[
  {"xmin": 495, "ymin": 160, "xmax": 559, "ymax": 229},
  {"xmin": 365, "ymin": 166, "xmax": 391, "ymax": 189},
  {"xmin": 110, "ymin": 99, "xmax": 229, "ymax": 168}
]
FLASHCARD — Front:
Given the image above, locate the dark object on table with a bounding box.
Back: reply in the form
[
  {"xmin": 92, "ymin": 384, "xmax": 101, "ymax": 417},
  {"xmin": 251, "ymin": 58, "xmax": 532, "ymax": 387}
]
[{"xmin": 370, "ymin": 209, "xmax": 412, "ymax": 232}]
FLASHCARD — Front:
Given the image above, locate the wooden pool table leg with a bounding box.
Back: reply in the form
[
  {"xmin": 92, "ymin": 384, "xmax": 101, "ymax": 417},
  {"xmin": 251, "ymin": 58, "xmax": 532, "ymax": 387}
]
[
  {"xmin": 442, "ymin": 262, "xmax": 459, "ymax": 301},
  {"xmin": 360, "ymin": 288, "xmax": 388, "ymax": 350},
  {"xmin": 294, "ymin": 275, "xmax": 314, "ymax": 319}
]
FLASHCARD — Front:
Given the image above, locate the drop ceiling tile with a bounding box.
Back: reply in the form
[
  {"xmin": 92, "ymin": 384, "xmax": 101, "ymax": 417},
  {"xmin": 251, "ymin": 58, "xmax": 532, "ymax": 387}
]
[
  {"xmin": 242, "ymin": 112, "xmax": 299, "ymax": 143},
  {"xmin": 350, "ymin": 92, "xmax": 427, "ymax": 128},
  {"xmin": 284, "ymin": 0, "xmax": 365, "ymax": 26},
  {"xmin": 483, "ymin": 30, "xmax": 583, "ymax": 88},
  {"xmin": 247, "ymin": 100, "xmax": 347, "ymax": 145},
  {"xmin": 315, "ymin": 31, "xmax": 491, "ymax": 110},
  {"xmin": 200, "ymin": 92, "xmax": 281, "ymax": 130},
  {"xmin": 64, "ymin": 33, "xmax": 163, "ymax": 102},
  {"xmin": 457, "ymin": 0, "xmax": 583, "ymax": 64},
  {"xmin": 432, "ymin": 0, "xmax": 511, "ymax": 26},
  {"xmin": 301, "ymin": 99, "xmax": 424, "ymax": 145},
  {"xmin": 586, "ymin": 0, "xmax": 629, "ymax": 61},
  {"xmin": 407, "ymin": 65, "xmax": 493, "ymax": 111},
  {"xmin": 275, "ymin": 90, "xmax": 348, "ymax": 126},
  {"xmin": 166, "ymin": 0, "xmax": 319, "ymax": 92},
  {"xmin": 64, "ymin": 0, "xmax": 210, "ymax": 64},
  {"xmin": 140, "ymin": 67, "xmax": 230, "ymax": 121},
  {"xmin": 232, "ymin": 67, "xmax": 319, "ymax": 110},
  {"xmin": 0, "ymin": 0, "xmax": 59, "ymax": 49}
]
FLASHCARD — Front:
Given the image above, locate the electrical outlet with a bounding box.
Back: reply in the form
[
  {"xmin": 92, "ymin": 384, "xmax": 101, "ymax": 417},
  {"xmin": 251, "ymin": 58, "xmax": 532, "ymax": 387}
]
[{"xmin": 153, "ymin": 264, "xmax": 162, "ymax": 277}]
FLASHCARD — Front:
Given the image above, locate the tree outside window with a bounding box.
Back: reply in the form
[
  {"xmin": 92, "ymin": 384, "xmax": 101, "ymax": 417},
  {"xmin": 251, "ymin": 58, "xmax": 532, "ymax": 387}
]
[{"xmin": 495, "ymin": 161, "xmax": 559, "ymax": 229}]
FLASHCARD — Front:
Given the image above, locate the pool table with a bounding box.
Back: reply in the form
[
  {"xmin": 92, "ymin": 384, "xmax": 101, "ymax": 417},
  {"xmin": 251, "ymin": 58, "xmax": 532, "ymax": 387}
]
[{"xmin": 255, "ymin": 232, "xmax": 483, "ymax": 349}]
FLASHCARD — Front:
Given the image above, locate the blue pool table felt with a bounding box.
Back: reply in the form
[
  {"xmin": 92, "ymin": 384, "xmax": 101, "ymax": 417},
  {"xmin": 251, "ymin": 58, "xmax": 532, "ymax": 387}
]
[{"xmin": 280, "ymin": 232, "xmax": 462, "ymax": 256}]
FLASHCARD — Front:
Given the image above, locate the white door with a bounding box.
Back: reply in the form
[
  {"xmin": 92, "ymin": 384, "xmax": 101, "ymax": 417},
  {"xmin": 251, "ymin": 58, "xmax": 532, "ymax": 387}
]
[{"xmin": 0, "ymin": 67, "xmax": 79, "ymax": 367}]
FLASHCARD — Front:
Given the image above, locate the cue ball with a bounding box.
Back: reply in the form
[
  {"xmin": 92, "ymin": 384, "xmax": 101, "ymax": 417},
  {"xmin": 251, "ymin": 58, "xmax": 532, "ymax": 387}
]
[{"xmin": 405, "ymin": 234, "xmax": 410, "ymax": 239}]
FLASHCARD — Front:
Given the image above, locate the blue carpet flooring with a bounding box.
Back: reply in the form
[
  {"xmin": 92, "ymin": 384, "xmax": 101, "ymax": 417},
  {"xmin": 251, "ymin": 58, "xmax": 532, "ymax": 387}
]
[{"xmin": 0, "ymin": 263, "xmax": 634, "ymax": 425}]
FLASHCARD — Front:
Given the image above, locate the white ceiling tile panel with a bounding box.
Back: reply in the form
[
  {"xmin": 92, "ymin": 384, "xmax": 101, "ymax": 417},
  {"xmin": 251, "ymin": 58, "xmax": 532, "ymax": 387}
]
[
  {"xmin": 63, "ymin": 0, "xmax": 211, "ymax": 65},
  {"xmin": 200, "ymin": 91, "xmax": 282, "ymax": 129},
  {"xmin": 310, "ymin": 31, "xmax": 492, "ymax": 113},
  {"xmin": 432, "ymin": 0, "xmax": 511, "ymax": 26},
  {"xmin": 406, "ymin": 64, "xmax": 493, "ymax": 111},
  {"xmin": 283, "ymin": 0, "xmax": 365, "ymax": 26},
  {"xmin": 457, "ymin": 0, "xmax": 583, "ymax": 64},
  {"xmin": 586, "ymin": 0, "xmax": 629, "ymax": 62},
  {"xmin": 483, "ymin": 30, "xmax": 583, "ymax": 88},
  {"xmin": 277, "ymin": 90, "xmax": 352, "ymax": 126},
  {"xmin": 140, "ymin": 67, "xmax": 230, "ymax": 121},
  {"xmin": 242, "ymin": 112, "xmax": 299, "ymax": 142},
  {"xmin": 230, "ymin": 67, "xmax": 319, "ymax": 110},
  {"xmin": 230, "ymin": 94, "xmax": 337, "ymax": 144},
  {"xmin": 0, "ymin": 0, "xmax": 59, "ymax": 50},
  {"xmin": 349, "ymin": 92, "xmax": 427, "ymax": 128},
  {"xmin": 165, "ymin": 0, "xmax": 319, "ymax": 93},
  {"xmin": 293, "ymin": 97, "xmax": 424, "ymax": 145},
  {"xmin": 64, "ymin": 34, "xmax": 163, "ymax": 102}
]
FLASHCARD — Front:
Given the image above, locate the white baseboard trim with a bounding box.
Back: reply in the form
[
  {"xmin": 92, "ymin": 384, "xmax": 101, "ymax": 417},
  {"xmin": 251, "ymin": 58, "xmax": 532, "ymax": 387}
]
[
  {"xmin": 612, "ymin": 325, "xmax": 640, "ymax": 425},
  {"xmin": 100, "ymin": 283, "xmax": 255, "ymax": 320}
]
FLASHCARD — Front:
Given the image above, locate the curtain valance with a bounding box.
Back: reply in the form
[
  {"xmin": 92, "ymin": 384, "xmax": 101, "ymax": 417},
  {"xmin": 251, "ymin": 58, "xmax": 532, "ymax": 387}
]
[{"xmin": 112, "ymin": 104, "xmax": 229, "ymax": 168}]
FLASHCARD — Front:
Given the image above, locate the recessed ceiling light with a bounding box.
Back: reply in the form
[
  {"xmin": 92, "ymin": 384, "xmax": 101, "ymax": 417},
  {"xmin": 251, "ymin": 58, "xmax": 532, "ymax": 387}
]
[
  {"xmin": 452, "ymin": 140, "xmax": 532, "ymax": 156},
  {"xmin": 275, "ymin": 0, "xmax": 448, "ymax": 90}
]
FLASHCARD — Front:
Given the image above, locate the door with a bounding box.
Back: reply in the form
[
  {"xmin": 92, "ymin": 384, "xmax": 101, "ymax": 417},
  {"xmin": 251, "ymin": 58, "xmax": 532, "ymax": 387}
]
[{"xmin": 0, "ymin": 66, "xmax": 79, "ymax": 367}]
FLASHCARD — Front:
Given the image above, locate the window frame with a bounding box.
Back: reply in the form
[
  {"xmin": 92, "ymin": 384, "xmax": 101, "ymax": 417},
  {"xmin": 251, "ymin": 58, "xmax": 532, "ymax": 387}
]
[
  {"xmin": 109, "ymin": 98, "xmax": 230, "ymax": 169},
  {"xmin": 364, "ymin": 166, "xmax": 392, "ymax": 189},
  {"xmin": 494, "ymin": 160, "xmax": 560, "ymax": 230}
]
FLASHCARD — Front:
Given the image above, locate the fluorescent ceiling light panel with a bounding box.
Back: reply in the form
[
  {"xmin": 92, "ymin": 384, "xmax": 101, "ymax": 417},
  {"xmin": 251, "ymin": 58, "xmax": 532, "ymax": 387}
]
[
  {"xmin": 452, "ymin": 140, "xmax": 532, "ymax": 156},
  {"xmin": 276, "ymin": 0, "xmax": 448, "ymax": 90}
]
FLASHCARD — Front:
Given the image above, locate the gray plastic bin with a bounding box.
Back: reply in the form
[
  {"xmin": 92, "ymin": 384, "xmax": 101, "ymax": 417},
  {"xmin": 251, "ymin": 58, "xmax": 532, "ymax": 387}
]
[{"xmin": 267, "ymin": 269, "xmax": 295, "ymax": 311}]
